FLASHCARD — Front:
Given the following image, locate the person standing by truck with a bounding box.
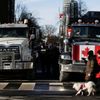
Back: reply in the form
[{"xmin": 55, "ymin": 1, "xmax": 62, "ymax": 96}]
[{"xmin": 85, "ymin": 50, "xmax": 98, "ymax": 82}]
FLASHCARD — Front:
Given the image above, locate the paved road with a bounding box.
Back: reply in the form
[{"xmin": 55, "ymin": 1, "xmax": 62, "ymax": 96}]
[
  {"xmin": 0, "ymin": 80, "xmax": 99, "ymax": 100},
  {"xmin": 0, "ymin": 80, "xmax": 75, "ymax": 96},
  {"xmin": 0, "ymin": 95, "xmax": 100, "ymax": 100}
]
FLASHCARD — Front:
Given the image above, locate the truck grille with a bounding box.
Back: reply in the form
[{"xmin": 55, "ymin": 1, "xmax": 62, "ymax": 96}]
[{"xmin": 0, "ymin": 46, "xmax": 20, "ymax": 60}]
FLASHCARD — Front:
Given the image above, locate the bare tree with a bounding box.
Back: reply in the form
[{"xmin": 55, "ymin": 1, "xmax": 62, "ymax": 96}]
[
  {"xmin": 77, "ymin": 0, "xmax": 88, "ymax": 17},
  {"xmin": 15, "ymin": 3, "xmax": 28, "ymax": 21},
  {"xmin": 41, "ymin": 25, "xmax": 57, "ymax": 37},
  {"xmin": 15, "ymin": 3, "xmax": 39, "ymax": 28}
]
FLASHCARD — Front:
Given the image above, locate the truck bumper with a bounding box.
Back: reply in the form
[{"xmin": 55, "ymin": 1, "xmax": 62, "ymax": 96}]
[{"xmin": 59, "ymin": 63, "xmax": 86, "ymax": 73}]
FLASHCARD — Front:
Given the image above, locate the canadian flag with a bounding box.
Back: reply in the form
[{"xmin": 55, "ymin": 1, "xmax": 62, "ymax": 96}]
[
  {"xmin": 80, "ymin": 45, "xmax": 95, "ymax": 60},
  {"xmin": 72, "ymin": 45, "xmax": 100, "ymax": 61}
]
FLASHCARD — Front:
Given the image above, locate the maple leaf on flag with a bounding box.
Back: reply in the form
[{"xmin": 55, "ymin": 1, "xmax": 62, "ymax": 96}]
[{"xmin": 82, "ymin": 47, "xmax": 90, "ymax": 57}]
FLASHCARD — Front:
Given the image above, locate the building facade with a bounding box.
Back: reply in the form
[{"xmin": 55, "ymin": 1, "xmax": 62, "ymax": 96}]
[
  {"xmin": 0, "ymin": 0, "xmax": 15, "ymax": 23},
  {"xmin": 69, "ymin": 0, "xmax": 78, "ymax": 18}
]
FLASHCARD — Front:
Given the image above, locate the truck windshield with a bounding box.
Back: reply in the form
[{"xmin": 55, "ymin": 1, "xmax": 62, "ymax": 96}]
[
  {"xmin": 72, "ymin": 25, "xmax": 100, "ymax": 38},
  {"xmin": 0, "ymin": 28, "xmax": 28, "ymax": 38},
  {"xmin": 88, "ymin": 26, "xmax": 100, "ymax": 38},
  {"xmin": 72, "ymin": 26, "xmax": 88, "ymax": 37}
]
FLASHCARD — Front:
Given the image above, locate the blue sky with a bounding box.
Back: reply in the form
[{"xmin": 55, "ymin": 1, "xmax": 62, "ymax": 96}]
[
  {"xmin": 16, "ymin": 0, "xmax": 100, "ymax": 26},
  {"xmin": 85, "ymin": 0, "xmax": 100, "ymax": 11},
  {"xmin": 16, "ymin": 0, "xmax": 63, "ymax": 26}
]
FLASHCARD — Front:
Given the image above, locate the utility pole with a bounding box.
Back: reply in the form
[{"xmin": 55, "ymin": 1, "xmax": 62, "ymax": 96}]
[
  {"xmin": 59, "ymin": 0, "xmax": 71, "ymax": 53},
  {"xmin": 60, "ymin": 0, "xmax": 78, "ymax": 52},
  {"xmin": 62, "ymin": 0, "xmax": 71, "ymax": 52},
  {"xmin": 63, "ymin": 0, "xmax": 71, "ymax": 31},
  {"xmin": 59, "ymin": 0, "xmax": 78, "ymax": 52}
]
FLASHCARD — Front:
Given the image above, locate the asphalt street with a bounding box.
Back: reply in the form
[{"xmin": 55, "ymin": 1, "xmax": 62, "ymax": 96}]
[
  {"xmin": 0, "ymin": 95, "xmax": 100, "ymax": 100},
  {"xmin": 0, "ymin": 81, "xmax": 99, "ymax": 100}
]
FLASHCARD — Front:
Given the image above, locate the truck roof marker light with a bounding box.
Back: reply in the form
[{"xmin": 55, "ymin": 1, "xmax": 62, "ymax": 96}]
[
  {"xmin": 19, "ymin": 21, "xmax": 23, "ymax": 24},
  {"xmin": 92, "ymin": 22, "xmax": 94, "ymax": 24},
  {"xmin": 24, "ymin": 19, "xmax": 28, "ymax": 24},
  {"xmin": 95, "ymin": 20, "xmax": 99, "ymax": 24},
  {"xmin": 78, "ymin": 19, "xmax": 82, "ymax": 23},
  {"xmin": 82, "ymin": 22, "xmax": 85, "ymax": 24},
  {"xmin": 75, "ymin": 22, "xmax": 77, "ymax": 24},
  {"xmin": 86, "ymin": 22, "xmax": 90, "ymax": 24}
]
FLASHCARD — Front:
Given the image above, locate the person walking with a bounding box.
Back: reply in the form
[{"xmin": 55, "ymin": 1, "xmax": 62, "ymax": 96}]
[{"xmin": 85, "ymin": 50, "xmax": 98, "ymax": 82}]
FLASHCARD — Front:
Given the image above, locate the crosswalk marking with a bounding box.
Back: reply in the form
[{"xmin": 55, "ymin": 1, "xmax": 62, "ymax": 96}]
[
  {"xmin": 0, "ymin": 83, "xmax": 8, "ymax": 90},
  {"xmin": 49, "ymin": 85, "xmax": 66, "ymax": 91},
  {"xmin": 19, "ymin": 83, "xmax": 36, "ymax": 90},
  {"xmin": 0, "ymin": 82, "xmax": 73, "ymax": 91},
  {"xmin": 49, "ymin": 83, "xmax": 63, "ymax": 86},
  {"xmin": 49, "ymin": 82, "xmax": 66, "ymax": 91}
]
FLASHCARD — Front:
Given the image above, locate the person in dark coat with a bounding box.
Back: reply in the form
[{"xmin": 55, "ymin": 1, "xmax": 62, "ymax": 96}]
[
  {"xmin": 85, "ymin": 50, "xmax": 98, "ymax": 83},
  {"xmin": 45, "ymin": 43, "xmax": 60, "ymax": 79},
  {"xmin": 51, "ymin": 44, "xmax": 60, "ymax": 79},
  {"xmin": 45, "ymin": 44, "xmax": 52, "ymax": 78}
]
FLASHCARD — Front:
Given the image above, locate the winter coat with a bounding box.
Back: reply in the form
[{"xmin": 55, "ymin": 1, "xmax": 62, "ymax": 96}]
[
  {"xmin": 85, "ymin": 54, "xmax": 98, "ymax": 80},
  {"xmin": 85, "ymin": 59, "xmax": 94, "ymax": 81}
]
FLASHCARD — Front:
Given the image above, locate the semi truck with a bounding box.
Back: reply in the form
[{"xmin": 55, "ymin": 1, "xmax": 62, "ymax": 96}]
[
  {"xmin": 59, "ymin": 11, "xmax": 100, "ymax": 81},
  {"xmin": 0, "ymin": 22, "xmax": 36, "ymax": 79}
]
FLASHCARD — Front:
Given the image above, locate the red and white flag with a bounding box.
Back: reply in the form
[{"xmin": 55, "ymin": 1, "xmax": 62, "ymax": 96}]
[
  {"xmin": 80, "ymin": 45, "xmax": 95, "ymax": 60},
  {"xmin": 72, "ymin": 45, "xmax": 100, "ymax": 61}
]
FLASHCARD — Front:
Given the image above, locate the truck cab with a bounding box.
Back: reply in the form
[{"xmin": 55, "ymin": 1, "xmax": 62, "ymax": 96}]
[
  {"xmin": 59, "ymin": 20, "xmax": 100, "ymax": 81},
  {"xmin": 0, "ymin": 23, "xmax": 34, "ymax": 79}
]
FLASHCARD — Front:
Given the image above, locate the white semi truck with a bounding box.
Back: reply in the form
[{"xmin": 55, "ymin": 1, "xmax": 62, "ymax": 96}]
[{"xmin": 0, "ymin": 23, "xmax": 34, "ymax": 79}]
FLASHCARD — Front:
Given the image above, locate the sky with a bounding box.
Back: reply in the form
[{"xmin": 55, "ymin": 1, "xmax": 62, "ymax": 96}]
[
  {"xmin": 15, "ymin": 0, "xmax": 100, "ymax": 27},
  {"xmin": 15, "ymin": 0, "xmax": 63, "ymax": 26}
]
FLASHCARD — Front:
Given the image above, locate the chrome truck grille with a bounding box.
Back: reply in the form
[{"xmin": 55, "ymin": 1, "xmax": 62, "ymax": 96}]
[
  {"xmin": 0, "ymin": 46, "xmax": 20, "ymax": 69},
  {"xmin": 0, "ymin": 46, "xmax": 20, "ymax": 61}
]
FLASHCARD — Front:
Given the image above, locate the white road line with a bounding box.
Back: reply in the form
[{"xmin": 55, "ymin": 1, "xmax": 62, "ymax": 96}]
[
  {"xmin": 0, "ymin": 96, "xmax": 10, "ymax": 100},
  {"xmin": 0, "ymin": 83, "xmax": 8, "ymax": 90},
  {"xmin": 18, "ymin": 83, "xmax": 36, "ymax": 90},
  {"xmin": 49, "ymin": 86, "xmax": 67, "ymax": 91},
  {"xmin": 0, "ymin": 82, "xmax": 73, "ymax": 91},
  {"xmin": 49, "ymin": 83, "xmax": 67, "ymax": 91},
  {"xmin": 49, "ymin": 83, "xmax": 63, "ymax": 86}
]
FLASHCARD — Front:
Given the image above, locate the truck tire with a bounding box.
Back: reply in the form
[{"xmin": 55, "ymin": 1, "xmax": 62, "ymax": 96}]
[{"xmin": 59, "ymin": 71, "xmax": 70, "ymax": 82}]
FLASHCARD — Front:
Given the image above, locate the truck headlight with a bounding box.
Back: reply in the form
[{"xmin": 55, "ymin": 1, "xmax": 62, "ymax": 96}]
[{"xmin": 61, "ymin": 54, "xmax": 70, "ymax": 60}]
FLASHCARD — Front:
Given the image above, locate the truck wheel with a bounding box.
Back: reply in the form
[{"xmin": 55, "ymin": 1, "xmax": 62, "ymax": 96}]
[{"xmin": 59, "ymin": 71, "xmax": 70, "ymax": 82}]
